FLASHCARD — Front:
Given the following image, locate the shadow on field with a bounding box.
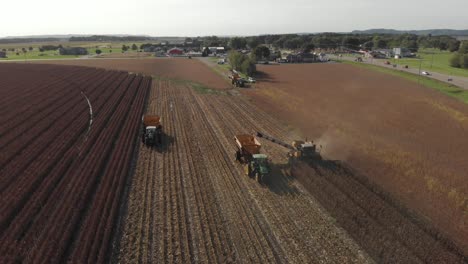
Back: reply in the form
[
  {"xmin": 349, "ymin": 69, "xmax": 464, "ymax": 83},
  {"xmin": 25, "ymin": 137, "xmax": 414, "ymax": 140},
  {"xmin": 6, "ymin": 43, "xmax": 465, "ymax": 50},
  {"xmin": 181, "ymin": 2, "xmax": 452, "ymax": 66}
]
[
  {"xmin": 141, "ymin": 134, "xmax": 174, "ymax": 153},
  {"xmin": 265, "ymin": 163, "xmax": 300, "ymax": 196},
  {"xmin": 294, "ymin": 159, "xmax": 466, "ymax": 263},
  {"xmin": 254, "ymin": 71, "xmax": 277, "ymax": 83}
]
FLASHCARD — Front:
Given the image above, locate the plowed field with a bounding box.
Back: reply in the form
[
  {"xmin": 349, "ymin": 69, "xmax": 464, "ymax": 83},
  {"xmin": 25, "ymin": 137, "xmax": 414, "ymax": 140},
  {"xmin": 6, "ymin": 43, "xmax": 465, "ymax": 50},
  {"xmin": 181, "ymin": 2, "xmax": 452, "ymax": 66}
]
[
  {"xmin": 31, "ymin": 58, "xmax": 467, "ymax": 262},
  {"xmin": 247, "ymin": 63, "xmax": 468, "ymax": 257},
  {"xmin": 0, "ymin": 63, "xmax": 150, "ymax": 263},
  {"xmin": 34, "ymin": 58, "xmax": 230, "ymax": 90},
  {"xmin": 116, "ymin": 79, "xmax": 375, "ymax": 263}
]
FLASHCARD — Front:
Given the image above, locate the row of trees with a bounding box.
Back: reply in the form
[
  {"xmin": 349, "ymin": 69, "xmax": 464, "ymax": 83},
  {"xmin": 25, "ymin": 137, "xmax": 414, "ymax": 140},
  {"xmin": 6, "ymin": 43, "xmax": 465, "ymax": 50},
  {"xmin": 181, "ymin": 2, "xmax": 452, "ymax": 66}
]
[
  {"xmin": 226, "ymin": 33, "xmax": 462, "ymax": 53},
  {"xmin": 450, "ymin": 42, "xmax": 468, "ymax": 68},
  {"xmin": 121, "ymin": 44, "xmax": 138, "ymax": 52}
]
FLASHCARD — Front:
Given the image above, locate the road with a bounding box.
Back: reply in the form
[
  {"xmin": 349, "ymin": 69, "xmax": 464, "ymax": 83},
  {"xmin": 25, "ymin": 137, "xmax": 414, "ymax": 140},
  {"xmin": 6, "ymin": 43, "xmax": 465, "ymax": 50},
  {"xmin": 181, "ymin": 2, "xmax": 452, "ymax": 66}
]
[{"xmin": 333, "ymin": 55, "xmax": 468, "ymax": 89}]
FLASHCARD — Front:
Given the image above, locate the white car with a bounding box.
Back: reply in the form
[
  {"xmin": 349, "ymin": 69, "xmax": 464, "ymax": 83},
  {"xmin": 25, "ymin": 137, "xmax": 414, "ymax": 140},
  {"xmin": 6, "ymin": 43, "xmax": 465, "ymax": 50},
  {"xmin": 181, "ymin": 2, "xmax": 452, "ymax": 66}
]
[
  {"xmin": 421, "ymin": 71, "xmax": 431, "ymax": 76},
  {"xmin": 247, "ymin": 77, "xmax": 256, "ymax": 83}
]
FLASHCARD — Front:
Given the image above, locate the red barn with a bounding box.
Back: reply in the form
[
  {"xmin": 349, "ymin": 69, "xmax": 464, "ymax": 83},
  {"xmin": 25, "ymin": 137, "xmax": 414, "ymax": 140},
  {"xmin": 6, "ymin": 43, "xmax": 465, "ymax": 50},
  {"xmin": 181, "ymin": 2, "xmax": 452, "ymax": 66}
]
[{"xmin": 167, "ymin": 48, "xmax": 184, "ymax": 56}]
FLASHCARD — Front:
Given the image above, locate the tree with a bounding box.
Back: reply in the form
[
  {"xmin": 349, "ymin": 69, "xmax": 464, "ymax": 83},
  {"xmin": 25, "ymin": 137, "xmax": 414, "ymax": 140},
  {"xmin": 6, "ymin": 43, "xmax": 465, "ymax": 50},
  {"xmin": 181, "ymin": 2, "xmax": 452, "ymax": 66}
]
[
  {"xmin": 253, "ymin": 46, "xmax": 270, "ymax": 61},
  {"xmin": 461, "ymin": 54, "xmax": 468, "ymax": 69},
  {"xmin": 228, "ymin": 50, "xmax": 243, "ymax": 71},
  {"xmin": 241, "ymin": 58, "xmax": 256, "ymax": 76},
  {"xmin": 450, "ymin": 41, "xmax": 468, "ymax": 68},
  {"xmin": 229, "ymin": 37, "xmax": 247, "ymax": 50},
  {"xmin": 247, "ymin": 38, "xmax": 260, "ymax": 49},
  {"xmin": 122, "ymin": 45, "xmax": 128, "ymax": 52},
  {"xmin": 450, "ymin": 53, "xmax": 461, "ymax": 68},
  {"xmin": 131, "ymin": 43, "xmax": 138, "ymax": 50},
  {"xmin": 95, "ymin": 49, "xmax": 102, "ymax": 55},
  {"xmin": 342, "ymin": 37, "xmax": 360, "ymax": 50},
  {"xmin": 314, "ymin": 37, "xmax": 337, "ymax": 50},
  {"xmin": 301, "ymin": 42, "xmax": 315, "ymax": 53},
  {"xmin": 448, "ymin": 40, "xmax": 460, "ymax": 52},
  {"xmin": 459, "ymin": 41, "xmax": 468, "ymax": 54},
  {"xmin": 362, "ymin": 41, "xmax": 373, "ymax": 50},
  {"xmin": 283, "ymin": 37, "xmax": 303, "ymax": 50},
  {"xmin": 373, "ymin": 37, "xmax": 387, "ymax": 49},
  {"xmin": 28, "ymin": 46, "xmax": 33, "ymax": 51},
  {"xmin": 202, "ymin": 47, "xmax": 210, "ymax": 57},
  {"xmin": 228, "ymin": 50, "xmax": 256, "ymax": 75}
]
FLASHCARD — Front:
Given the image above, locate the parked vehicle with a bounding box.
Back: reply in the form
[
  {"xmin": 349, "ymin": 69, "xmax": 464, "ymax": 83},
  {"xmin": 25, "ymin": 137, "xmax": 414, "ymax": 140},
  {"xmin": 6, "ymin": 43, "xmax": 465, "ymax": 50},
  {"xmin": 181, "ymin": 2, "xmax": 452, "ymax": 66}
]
[{"xmin": 247, "ymin": 77, "xmax": 256, "ymax": 83}]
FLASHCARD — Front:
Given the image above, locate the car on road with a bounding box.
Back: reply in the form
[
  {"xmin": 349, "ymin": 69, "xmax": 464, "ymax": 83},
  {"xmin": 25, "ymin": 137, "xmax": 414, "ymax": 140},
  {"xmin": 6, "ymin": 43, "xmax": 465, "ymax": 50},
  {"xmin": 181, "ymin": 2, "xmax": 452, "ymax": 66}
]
[
  {"xmin": 247, "ymin": 77, "xmax": 256, "ymax": 83},
  {"xmin": 422, "ymin": 71, "xmax": 431, "ymax": 76}
]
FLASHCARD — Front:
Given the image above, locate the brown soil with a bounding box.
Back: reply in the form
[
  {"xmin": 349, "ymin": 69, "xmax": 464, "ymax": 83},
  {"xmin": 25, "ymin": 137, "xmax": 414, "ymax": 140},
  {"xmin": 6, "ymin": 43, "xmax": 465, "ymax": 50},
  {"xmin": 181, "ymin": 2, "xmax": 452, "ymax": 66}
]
[
  {"xmin": 35, "ymin": 58, "xmax": 230, "ymax": 89},
  {"xmin": 116, "ymin": 79, "xmax": 375, "ymax": 263},
  {"xmin": 29, "ymin": 58, "xmax": 467, "ymax": 262},
  {"xmin": 246, "ymin": 62, "xmax": 468, "ymax": 255}
]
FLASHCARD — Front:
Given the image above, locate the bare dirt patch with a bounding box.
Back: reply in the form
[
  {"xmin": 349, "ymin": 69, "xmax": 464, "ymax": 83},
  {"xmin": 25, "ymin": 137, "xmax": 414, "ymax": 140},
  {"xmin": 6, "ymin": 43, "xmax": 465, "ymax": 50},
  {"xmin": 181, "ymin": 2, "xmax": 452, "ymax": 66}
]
[
  {"xmin": 35, "ymin": 58, "xmax": 230, "ymax": 90},
  {"xmin": 245, "ymin": 62, "xmax": 468, "ymax": 255}
]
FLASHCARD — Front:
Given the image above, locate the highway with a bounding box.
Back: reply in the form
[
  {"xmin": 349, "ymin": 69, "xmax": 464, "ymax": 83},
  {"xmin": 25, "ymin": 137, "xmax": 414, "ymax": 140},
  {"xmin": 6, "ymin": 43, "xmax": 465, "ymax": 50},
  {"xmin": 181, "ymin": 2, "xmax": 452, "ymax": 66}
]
[{"xmin": 332, "ymin": 54, "xmax": 468, "ymax": 90}]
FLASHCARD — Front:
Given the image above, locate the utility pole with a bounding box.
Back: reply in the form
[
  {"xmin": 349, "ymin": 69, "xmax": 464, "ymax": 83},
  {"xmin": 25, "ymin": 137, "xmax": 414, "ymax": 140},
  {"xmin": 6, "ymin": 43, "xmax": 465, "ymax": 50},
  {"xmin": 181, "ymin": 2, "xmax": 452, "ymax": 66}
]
[
  {"xmin": 418, "ymin": 58, "xmax": 422, "ymax": 85},
  {"xmin": 430, "ymin": 52, "xmax": 434, "ymax": 69}
]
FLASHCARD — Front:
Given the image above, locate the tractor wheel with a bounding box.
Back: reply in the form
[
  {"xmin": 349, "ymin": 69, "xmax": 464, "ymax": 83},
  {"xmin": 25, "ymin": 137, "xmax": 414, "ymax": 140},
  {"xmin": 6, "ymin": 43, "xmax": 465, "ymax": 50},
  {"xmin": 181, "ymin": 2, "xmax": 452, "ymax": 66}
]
[
  {"xmin": 255, "ymin": 173, "xmax": 262, "ymax": 184},
  {"xmin": 244, "ymin": 164, "xmax": 251, "ymax": 176}
]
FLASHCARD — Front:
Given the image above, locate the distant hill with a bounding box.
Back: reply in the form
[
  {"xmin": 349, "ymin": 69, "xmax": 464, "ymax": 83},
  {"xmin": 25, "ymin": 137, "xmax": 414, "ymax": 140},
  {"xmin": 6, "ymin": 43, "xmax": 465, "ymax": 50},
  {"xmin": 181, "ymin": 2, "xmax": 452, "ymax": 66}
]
[
  {"xmin": 0, "ymin": 34, "xmax": 188, "ymax": 44},
  {"xmin": 352, "ymin": 29, "xmax": 468, "ymax": 36},
  {"xmin": 1, "ymin": 34, "xmax": 151, "ymax": 39}
]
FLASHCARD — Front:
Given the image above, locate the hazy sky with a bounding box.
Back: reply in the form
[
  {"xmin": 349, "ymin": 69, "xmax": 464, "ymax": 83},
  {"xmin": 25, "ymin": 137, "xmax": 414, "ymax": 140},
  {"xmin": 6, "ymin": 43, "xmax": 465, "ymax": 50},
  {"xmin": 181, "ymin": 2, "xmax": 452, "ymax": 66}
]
[{"xmin": 1, "ymin": 0, "xmax": 467, "ymax": 37}]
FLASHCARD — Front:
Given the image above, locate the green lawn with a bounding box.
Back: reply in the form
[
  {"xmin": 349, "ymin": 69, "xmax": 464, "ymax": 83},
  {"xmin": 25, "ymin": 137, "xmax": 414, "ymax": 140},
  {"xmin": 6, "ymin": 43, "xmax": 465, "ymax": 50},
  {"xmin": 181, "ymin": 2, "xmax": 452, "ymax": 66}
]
[
  {"xmin": 0, "ymin": 42, "xmax": 146, "ymax": 60},
  {"xmin": 393, "ymin": 49, "xmax": 468, "ymax": 78},
  {"xmin": 0, "ymin": 50, "xmax": 80, "ymax": 60},
  {"xmin": 343, "ymin": 60, "xmax": 468, "ymax": 104}
]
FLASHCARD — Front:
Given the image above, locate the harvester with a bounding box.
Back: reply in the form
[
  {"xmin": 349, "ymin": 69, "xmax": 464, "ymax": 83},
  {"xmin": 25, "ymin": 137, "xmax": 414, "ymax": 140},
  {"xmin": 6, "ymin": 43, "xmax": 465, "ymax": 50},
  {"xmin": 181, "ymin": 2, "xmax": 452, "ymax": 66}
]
[
  {"xmin": 229, "ymin": 72, "xmax": 246, "ymax": 88},
  {"xmin": 256, "ymin": 132, "xmax": 321, "ymax": 166},
  {"xmin": 142, "ymin": 115, "xmax": 163, "ymax": 146},
  {"xmin": 234, "ymin": 134, "xmax": 269, "ymax": 183}
]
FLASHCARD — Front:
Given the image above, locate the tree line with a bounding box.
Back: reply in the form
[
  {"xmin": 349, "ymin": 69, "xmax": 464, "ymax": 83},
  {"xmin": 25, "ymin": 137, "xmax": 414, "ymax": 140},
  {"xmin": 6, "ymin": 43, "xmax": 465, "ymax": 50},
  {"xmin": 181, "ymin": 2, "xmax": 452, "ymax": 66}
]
[
  {"xmin": 224, "ymin": 33, "xmax": 461, "ymax": 52},
  {"xmin": 70, "ymin": 35, "xmax": 151, "ymax": 42}
]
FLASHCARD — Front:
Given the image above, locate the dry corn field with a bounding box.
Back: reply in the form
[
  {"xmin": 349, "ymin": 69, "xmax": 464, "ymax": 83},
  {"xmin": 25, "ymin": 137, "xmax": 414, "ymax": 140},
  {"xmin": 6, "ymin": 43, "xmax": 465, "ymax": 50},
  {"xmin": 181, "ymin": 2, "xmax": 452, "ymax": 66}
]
[
  {"xmin": 114, "ymin": 78, "xmax": 465, "ymax": 263},
  {"xmin": 9, "ymin": 58, "xmax": 465, "ymax": 263}
]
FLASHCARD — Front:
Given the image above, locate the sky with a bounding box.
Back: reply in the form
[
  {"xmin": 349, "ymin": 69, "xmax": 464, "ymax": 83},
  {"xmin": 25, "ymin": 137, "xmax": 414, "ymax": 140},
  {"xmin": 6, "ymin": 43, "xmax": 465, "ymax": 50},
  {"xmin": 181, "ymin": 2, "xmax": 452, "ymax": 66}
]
[{"xmin": 1, "ymin": 0, "xmax": 467, "ymax": 37}]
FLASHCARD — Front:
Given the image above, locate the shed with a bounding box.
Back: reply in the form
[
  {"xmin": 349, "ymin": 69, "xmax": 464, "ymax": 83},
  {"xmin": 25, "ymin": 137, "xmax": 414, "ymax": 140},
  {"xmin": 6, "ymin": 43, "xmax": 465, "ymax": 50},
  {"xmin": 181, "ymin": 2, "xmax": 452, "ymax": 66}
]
[{"xmin": 168, "ymin": 48, "xmax": 184, "ymax": 56}]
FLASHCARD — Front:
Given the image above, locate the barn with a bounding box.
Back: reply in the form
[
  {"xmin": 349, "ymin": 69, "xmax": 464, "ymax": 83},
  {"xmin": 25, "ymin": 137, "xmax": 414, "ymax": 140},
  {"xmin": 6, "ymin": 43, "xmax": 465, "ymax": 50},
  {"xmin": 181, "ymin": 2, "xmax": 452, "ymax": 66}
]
[{"xmin": 167, "ymin": 48, "xmax": 184, "ymax": 56}]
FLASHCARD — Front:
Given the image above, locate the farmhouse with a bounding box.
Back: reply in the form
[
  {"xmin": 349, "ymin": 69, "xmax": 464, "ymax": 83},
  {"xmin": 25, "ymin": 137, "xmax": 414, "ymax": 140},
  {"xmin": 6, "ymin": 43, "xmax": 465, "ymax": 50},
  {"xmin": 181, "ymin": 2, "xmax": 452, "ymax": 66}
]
[
  {"xmin": 393, "ymin": 47, "xmax": 415, "ymax": 58},
  {"xmin": 364, "ymin": 50, "xmax": 387, "ymax": 59},
  {"xmin": 59, "ymin": 47, "xmax": 88, "ymax": 56},
  {"xmin": 0, "ymin": 51, "xmax": 6, "ymax": 58},
  {"xmin": 202, "ymin": 47, "xmax": 226, "ymax": 54},
  {"xmin": 167, "ymin": 48, "xmax": 184, "ymax": 56},
  {"xmin": 285, "ymin": 52, "xmax": 318, "ymax": 63}
]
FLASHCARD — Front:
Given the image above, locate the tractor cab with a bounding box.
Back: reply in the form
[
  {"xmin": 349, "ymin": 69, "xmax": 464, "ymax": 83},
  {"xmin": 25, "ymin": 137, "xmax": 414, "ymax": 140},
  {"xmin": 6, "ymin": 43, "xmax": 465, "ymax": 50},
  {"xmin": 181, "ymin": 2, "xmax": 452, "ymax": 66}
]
[
  {"xmin": 144, "ymin": 126, "xmax": 157, "ymax": 144},
  {"xmin": 249, "ymin": 154, "xmax": 269, "ymax": 183}
]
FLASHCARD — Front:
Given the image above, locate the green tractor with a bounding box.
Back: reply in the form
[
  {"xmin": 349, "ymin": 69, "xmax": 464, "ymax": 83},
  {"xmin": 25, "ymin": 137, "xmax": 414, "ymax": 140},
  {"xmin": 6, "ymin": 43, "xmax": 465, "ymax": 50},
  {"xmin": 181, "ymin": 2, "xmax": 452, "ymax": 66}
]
[{"xmin": 235, "ymin": 135, "xmax": 270, "ymax": 184}]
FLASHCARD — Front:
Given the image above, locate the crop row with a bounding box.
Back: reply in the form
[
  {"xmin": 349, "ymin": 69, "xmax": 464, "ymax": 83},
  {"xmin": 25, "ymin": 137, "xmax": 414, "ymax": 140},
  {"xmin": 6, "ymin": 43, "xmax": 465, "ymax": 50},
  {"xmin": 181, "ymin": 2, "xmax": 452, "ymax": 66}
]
[{"xmin": 0, "ymin": 64, "xmax": 150, "ymax": 263}]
